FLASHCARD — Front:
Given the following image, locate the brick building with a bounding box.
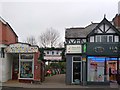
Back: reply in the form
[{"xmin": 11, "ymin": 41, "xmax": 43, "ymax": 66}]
[{"xmin": 0, "ymin": 17, "xmax": 44, "ymax": 83}]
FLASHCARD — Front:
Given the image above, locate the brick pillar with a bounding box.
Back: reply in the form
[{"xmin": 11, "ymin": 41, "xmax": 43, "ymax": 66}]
[{"xmin": 34, "ymin": 52, "xmax": 41, "ymax": 81}]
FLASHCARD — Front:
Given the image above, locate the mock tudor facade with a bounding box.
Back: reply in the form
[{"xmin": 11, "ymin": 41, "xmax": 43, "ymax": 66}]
[{"xmin": 65, "ymin": 15, "xmax": 120, "ymax": 85}]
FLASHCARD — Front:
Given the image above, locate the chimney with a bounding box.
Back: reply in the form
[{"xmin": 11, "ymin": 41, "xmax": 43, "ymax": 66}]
[{"xmin": 112, "ymin": 14, "xmax": 120, "ymax": 29}]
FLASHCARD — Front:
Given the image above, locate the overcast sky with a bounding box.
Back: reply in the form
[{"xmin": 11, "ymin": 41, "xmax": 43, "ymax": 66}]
[{"xmin": 0, "ymin": 0, "xmax": 120, "ymax": 44}]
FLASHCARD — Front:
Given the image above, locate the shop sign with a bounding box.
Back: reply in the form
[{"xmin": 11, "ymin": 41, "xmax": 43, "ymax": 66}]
[
  {"xmin": 5, "ymin": 43, "xmax": 38, "ymax": 53},
  {"xmin": 66, "ymin": 45, "xmax": 82, "ymax": 53},
  {"xmin": 87, "ymin": 43, "xmax": 120, "ymax": 56},
  {"xmin": 44, "ymin": 56, "xmax": 62, "ymax": 61}
]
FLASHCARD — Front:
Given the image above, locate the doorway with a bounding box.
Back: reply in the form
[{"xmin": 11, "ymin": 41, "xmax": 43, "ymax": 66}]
[
  {"xmin": 12, "ymin": 54, "xmax": 19, "ymax": 80},
  {"xmin": 106, "ymin": 58, "xmax": 117, "ymax": 82},
  {"xmin": 72, "ymin": 56, "xmax": 82, "ymax": 84}
]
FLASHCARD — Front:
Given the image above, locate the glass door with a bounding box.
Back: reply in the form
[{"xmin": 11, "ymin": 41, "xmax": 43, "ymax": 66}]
[{"xmin": 72, "ymin": 56, "xmax": 82, "ymax": 84}]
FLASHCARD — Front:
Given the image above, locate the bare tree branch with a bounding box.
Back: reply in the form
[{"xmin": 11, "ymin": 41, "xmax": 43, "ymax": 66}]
[
  {"xmin": 39, "ymin": 27, "xmax": 61, "ymax": 48},
  {"xmin": 24, "ymin": 35, "xmax": 37, "ymax": 45}
]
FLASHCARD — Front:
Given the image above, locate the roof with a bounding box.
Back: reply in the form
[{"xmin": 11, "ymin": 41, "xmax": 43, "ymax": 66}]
[
  {"xmin": 65, "ymin": 23, "xmax": 98, "ymax": 38},
  {"xmin": 0, "ymin": 16, "xmax": 18, "ymax": 38}
]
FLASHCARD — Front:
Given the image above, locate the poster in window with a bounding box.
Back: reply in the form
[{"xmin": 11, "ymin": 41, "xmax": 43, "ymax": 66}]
[{"xmin": 20, "ymin": 62, "xmax": 33, "ymax": 78}]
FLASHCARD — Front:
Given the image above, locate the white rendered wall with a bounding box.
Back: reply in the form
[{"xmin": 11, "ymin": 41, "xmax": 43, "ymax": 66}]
[
  {"xmin": 0, "ymin": 44, "xmax": 13, "ymax": 82},
  {"xmin": 2, "ymin": 54, "xmax": 12, "ymax": 82}
]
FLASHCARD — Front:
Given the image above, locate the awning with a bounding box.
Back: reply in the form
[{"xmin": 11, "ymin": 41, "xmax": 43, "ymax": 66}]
[{"xmin": 5, "ymin": 43, "xmax": 38, "ymax": 53}]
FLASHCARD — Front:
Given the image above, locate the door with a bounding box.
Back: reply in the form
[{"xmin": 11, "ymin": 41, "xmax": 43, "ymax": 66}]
[
  {"xmin": 12, "ymin": 59, "xmax": 19, "ymax": 80},
  {"xmin": 72, "ymin": 56, "xmax": 82, "ymax": 84},
  {"xmin": 107, "ymin": 61, "xmax": 117, "ymax": 81},
  {"xmin": 73, "ymin": 62, "xmax": 81, "ymax": 83}
]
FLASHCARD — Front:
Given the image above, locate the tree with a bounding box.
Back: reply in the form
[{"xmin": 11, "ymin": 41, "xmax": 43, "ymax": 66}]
[
  {"xmin": 24, "ymin": 35, "xmax": 37, "ymax": 45},
  {"xmin": 39, "ymin": 27, "xmax": 61, "ymax": 48}
]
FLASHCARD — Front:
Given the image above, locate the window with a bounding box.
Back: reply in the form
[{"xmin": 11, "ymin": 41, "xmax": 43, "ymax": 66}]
[
  {"xmin": 114, "ymin": 36, "xmax": 119, "ymax": 42},
  {"xmin": 90, "ymin": 36, "xmax": 94, "ymax": 42},
  {"xmin": 96, "ymin": 36, "xmax": 101, "ymax": 42},
  {"xmin": 20, "ymin": 54, "xmax": 33, "ymax": 59},
  {"xmin": 73, "ymin": 57, "xmax": 81, "ymax": 61},
  {"xmin": 87, "ymin": 57, "xmax": 105, "ymax": 82},
  {"xmin": 108, "ymin": 35, "xmax": 113, "ymax": 42},
  {"xmin": 47, "ymin": 51, "xmax": 49, "ymax": 55},
  {"xmin": 101, "ymin": 35, "xmax": 107, "ymax": 42},
  {"xmin": 20, "ymin": 61, "xmax": 33, "ymax": 78},
  {"xmin": 52, "ymin": 51, "xmax": 54, "ymax": 55},
  {"xmin": 56, "ymin": 51, "xmax": 59, "ymax": 55},
  {"xmin": 96, "ymin": 35, "xmax": 113, "ymax": 42}
]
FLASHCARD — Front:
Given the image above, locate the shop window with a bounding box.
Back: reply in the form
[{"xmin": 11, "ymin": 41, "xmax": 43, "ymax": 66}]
[
  {"xmin": 20, "ymin": 61, "xmax": 33, "ymax": 78},
  {"xmin": 87, "ymin": 57, "xmax": 105, "ymax": 82}
]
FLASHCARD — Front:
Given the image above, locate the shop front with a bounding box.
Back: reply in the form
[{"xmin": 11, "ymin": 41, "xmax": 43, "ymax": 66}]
[
  {"xmin": 66, "ymin": 45, "xmax": 86, "ymax": 85},
  {"xmin": 5, "ymin": 43, "xmax": 42, "ymax": 83},
  {"xmin": 65, "ymin": 17, "xmax": 120, "ymax": 85},
  {"xmin": 86, "ymin": 42, "xmax": 120, "ymax": 85}
]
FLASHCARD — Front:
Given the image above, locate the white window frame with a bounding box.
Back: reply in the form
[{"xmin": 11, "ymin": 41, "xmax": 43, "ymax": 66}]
[
  {"xmin": 72, "ymin": 56, "xmax": 82, "ymax": 84},
  {"xmin": 90, "ymin": 36, "xmax": 94, "ymax": 42},
  {"xmin": 96, "ymin": 35, "xmax": 101, "ymax": 42},
  {"xmin": 114, "ymin": 36, "xmax": 119, "ymax": 42},
  {"xmin": 107, "ymin": 35, "xmax": 113, "ymax": 42},
  {"xmin": 19, "ymin": 54, "xmax": 34, "ymax": 80}
]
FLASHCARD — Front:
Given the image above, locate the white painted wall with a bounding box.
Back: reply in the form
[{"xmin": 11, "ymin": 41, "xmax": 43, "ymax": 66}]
[
  {"xmin": 0, "ymin": 44, "xmax": 13, "ymax": 82},
  {"xmin": 2, "ymin": 54, "xmax": 12, "ymax": 82}
]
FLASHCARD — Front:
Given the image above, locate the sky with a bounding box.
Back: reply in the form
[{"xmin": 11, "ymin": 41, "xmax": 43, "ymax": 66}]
[{"xmin": 0, "ymin": 0, "xmax": 120, "ymax": 44}]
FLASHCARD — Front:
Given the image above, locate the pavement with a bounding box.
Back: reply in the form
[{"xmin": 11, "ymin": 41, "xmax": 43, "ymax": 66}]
[{"xmin": 1, "ymin": 74, "xmax": 120, "ymax": 89}]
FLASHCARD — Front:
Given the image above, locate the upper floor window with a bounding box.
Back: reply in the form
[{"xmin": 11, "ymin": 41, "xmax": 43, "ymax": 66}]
[
  {"xmin": 114, "ymin": 36, "xmax": 119, "ymax": 42},
  {"xmin": 90, "ymin": 36, "xmax": 94, "ymax": 42},
  {"xmin": 96, "ymin": 35, "xmax": 101, "ymax": 42},
  {"xmin": 101, "ymin": 35, "xmax": 107, "ymax": 42},
  {"xmin": 95, "ymin": 35, "xmax": 113, "ymax": 42},
  {"xmin": 108, "ymin": 35, "xmax": 113, "ymax": 42},
  {"xmin": 52, "ymin": 51, "xmax": 54, "ymax": 55},
  {"xmin": 47, "ymin": 51, "xmax": 49, "ymax": 55},
  {"xmin": 56, "ymin": 51, "xmax": 59, "ymax": 55}
]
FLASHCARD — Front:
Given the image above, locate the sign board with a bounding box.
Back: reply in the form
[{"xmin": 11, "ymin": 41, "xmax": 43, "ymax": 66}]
[
  {"xmin": 87, "ymin": 42, "xmax": 120, "ymax": 56},
  {"xmin": 66, "ymin": 45, "xmax": 82, "ymax": 53},
  {"xmin": 5, "ymin": 43, "xmax": 38, "ymax": 53},
  {"xmin": 44, "ymin": 56, "xmax": 62, "ymax": 61}
]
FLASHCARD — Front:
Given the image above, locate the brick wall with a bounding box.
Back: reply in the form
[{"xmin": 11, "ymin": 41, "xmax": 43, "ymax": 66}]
[
  {"xmin": 0, "ymin": 21, "xmax": 18, "ymax": 45},
  {"xmin": 34, "ymin": 51, "xmax": 41, "ymax": 81},
  {"xmin": 113, "ymin": 14, "xmax": 120, "ymax": 28}
]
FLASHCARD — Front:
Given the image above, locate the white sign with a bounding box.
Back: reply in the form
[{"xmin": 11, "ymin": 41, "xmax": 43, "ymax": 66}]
[
  {"xmin": 66, "ymin": 45, "xmax": 82, "ymax": 53},
  {"xmin": 44, "ymin": 56, "xmax": 62, "ymax": 61}
]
